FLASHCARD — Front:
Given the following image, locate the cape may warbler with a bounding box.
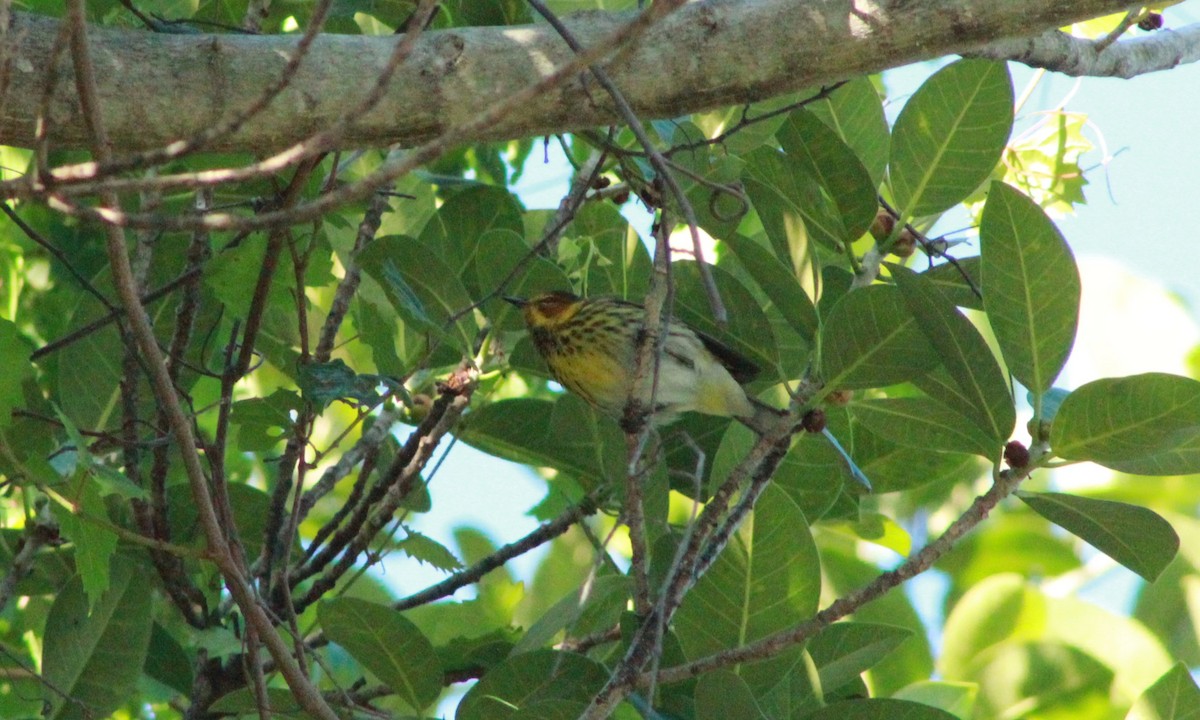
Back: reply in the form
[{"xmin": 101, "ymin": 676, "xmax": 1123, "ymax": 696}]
[{"xmin": 506, "ymin": 291, "xmax": 781, "ymax": 431}]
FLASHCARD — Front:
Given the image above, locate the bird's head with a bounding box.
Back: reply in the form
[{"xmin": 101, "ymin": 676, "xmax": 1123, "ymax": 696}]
[{"xmin": 504, "ymin": 291, "xmax": 583, "ymax": 329}]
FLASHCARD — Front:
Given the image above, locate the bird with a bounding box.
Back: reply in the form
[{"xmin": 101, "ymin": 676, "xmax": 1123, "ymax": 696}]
[
  {"xmin": 504, "ymin": 291, "xmax": 873, "ymax": 492},
  {"xmin": 503, "ymin": 290, "xmax": 782, "ymax": 433}
]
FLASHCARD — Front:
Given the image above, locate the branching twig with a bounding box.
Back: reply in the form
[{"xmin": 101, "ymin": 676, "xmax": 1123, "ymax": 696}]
[
  {"xmin": 63, "ymin": 3, "xmax": 338, "ymax": 717},
  {"xmin": 653, "ymin": 460, "xmax": 1033, "ymax": 683}
]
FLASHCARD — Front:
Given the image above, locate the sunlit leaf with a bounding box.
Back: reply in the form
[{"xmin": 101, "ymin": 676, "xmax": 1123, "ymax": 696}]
[
  {"xmin": 455, "ymin": 650, "xmax": 609, "ymax": 720},
  {"xmin": 778, "ymin": 108, "xmax": 878, "ymax": 241},
  {"xmin": 43, "ymin": 559, "xmax": 152, "ymax": 720},
  {"xmin": 892, "ymin": 265, "xmax": 1014, "ymax": 446},
  {"xmin": 890, "ymin": 59, "xmax": 1014, "ymax": 217},
  {"xmin": 319, "ymin": 597, "xmax": 442, "ymax": 711},
  {"xmin": 1128, "ymin": 662, "xmax": 1200, "ymax": 720},
  {"xmin": 980, "ymin": 181, "xmax": 1080, "ymax": 398},
  {"xmin": 821, "ymin": 284, "xmax": 940, "ymax": 390},
  {"xmin": 1018, "ymin": 491, "xmax": 1179, "ymax": 582},
  {"xmin": 852, "ymin": 396, "xmax": 996, "ymax": 459},
  {"xmin": 809, "ymin": 77, "xmax": 890, "ymax": 187},
  {"xmin": 1051, "ymin": 373, "xmax": 1200, "ymax": 474},
  {"xmin": 674, "ymin": 485, "xmax": 820, "ymax": 659}
]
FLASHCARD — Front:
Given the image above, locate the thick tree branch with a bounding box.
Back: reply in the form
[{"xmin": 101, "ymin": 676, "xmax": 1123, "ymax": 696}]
[
  {"xmin": 973, "ymin": 23, "xmax": 1200, "ymax": 77},
  {"xmin": 1, "ymin": 0, "xmax": 1148, "ymax": 154}
]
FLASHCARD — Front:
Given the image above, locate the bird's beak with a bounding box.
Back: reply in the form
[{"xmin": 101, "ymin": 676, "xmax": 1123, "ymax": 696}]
[{"xmin": 503, "ymin": 296, "xmax": 527, "ymax": 308}]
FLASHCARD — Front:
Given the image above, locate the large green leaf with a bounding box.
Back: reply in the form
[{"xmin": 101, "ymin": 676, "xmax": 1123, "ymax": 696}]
[
  {"xmin": 777, "ymin": 108, "xmax": 878, "ymax": 241},
  {"xmin": 455, "ymin": 650, "xmax": 609, "ymax": 720},
  {"xmin": 456, "ymin": 396, "xmax": 625, "ymax": 490},
  {"xmin": 418, "ymin": 184, "xmax": 524, "ymax": 295},
  {"xmin": 674, "ymin": 484, "xmax": 820, "ymax": 659},
  {"xmin": 474, "ymin": 227, "xmax": 571, "ymax": 332},
  {"xmin": 893, "ymin": 681, "xmax": 977, "ymax": 719},
  {"xmin": 940, "ymin": 574, "xmax": 1172, "ymax": 703},
  {"xmin": 695, "ymin": 670, "xmax": 767, "ymax": 720},
  {"xmin": 54, "ymin": 483, "xmax": 117, "ymax": 609},
  {"xmin": 1017, "ymin": 491, "xmax": 1179, "ymax": 582},
  {"xmin": 922, "ymin": 257, "xmax": 983, "ymax": 311},
  {"xmin": 852, "ymin": 397, "xmax": 996, "ymax": 459},
  {"xmin": 821, "ymin": 284, "xmax": 940, "ymax": 390},
  {"xmin": 889, "ymin": 59, "xmax": 1014, "ymax": 217},
  {"xmin": 892, "ymin": 266, "xmax": 1015, "ymax": 447},
  {"xmin": 980, "ymin": 181, "xmax": 1080, "ymax": 398},
  {"xmin": 570, "ymin": 202, "xmax": 653, "ymax": 300},
  {"xmin": 319, "ymin": 597, "xmax": 442, "ymax": 711},
  {"xmin": 805, "ymin": 698, "xmax": 961, "ymax": 719},
  {"xmin": 1051, "ymin": 373, "xmax": 1200, "ymax": 474},
  {"xmin": 672, "ymin": 260, "xmax": 779, "ymax": 376},
  {"xmin": 1129, "ymin": 663, "xmax": 1200, "ymax": 720},
  {"xmin": 720, "ymin": 232, "xmax": 819, "ymax": 343},
  {"xmin": 808, "ymin": 622, "xmax": 914, "ymax": 694},
  {"xmin": 809, "ymin": 76, "xmax": 890, "ymax": 187},
  {"xmin": 743, "ymin": 145, "xmax": 845, "ymax": 261},
  {"xmin": 43, "ymin": 559, "xmax": 153, "ymax": 720},
  {"xmin": 0, "ymin": 319, "xmax": 33, "ymax": 430},
  {"xmin": 358, "ymin": 234, "xmax": 478, "ymax": 355}
]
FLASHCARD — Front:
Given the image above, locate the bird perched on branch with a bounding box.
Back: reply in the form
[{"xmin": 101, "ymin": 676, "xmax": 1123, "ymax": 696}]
[{"xmin": 504, "ymin": 291, "xmax": 783, "ymax": 433}]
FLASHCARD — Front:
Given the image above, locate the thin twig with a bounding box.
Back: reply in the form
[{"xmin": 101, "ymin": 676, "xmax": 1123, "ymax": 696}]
[
  {"xmin": 63, "ymin": 3, "xmax": 338, "ymax": 717},
  {"xmin": 527, "ymin": 0, "xmax": 724, "ymax": 323}
]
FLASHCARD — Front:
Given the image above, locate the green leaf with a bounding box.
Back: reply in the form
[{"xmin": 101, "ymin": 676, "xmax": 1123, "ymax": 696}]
[
  {"xmin": 980, "ymin": 181, "xmax": 1080, "ymax": 397},
  {"xmin": 230, "ymin": 389, "xmax": 303, "ymax": 452},
  {"xmin": 319, "ymin": 597, "xmax": 442, "ymax": 711},
  {"xmin": 358, "ymin": 234, "xmax": 478, "ymax": 355},
  {"xmin": 43, "ymin": 559, "xmax": 153, "ymax": 720},
  {"xmin": 144, "ymin": 623, "xmax": 194, "ymax": 697},
  {"xmin": 0, "ymin": 319, "xmax": 33, "ymax": 430},
  {"xmin": 805, "ymin": 698, "xmax": 961, "ymax": 719},
  {"xmin": 672, "ymin": 260, "xmax": 779, "ymax": 375},
  {"xmin": 568, "ymin": 206, "xmax": 652, "ymax": 300},
  {"xmin": 515, "ymin": 576, "xmax": 631, "ymax": 654},
  {"xmin": 54, "ymin": 483, "xmax": 117, "ymax": 609},
  {"xmin": 1050, "ymin": 373, "xmax": 1200, "ymax": 474},
  {"xmin": 889, "ymin": 59, "xmax": 1014, "ymax": 217},
  {"xmin": 710, "ymin": 418, "xmax": 848, "ymax": 520},
  {"xmin": 1129, "ymin": 663, "xmax": 1200, "ymax": 720},
  {"xmin": 456, "ymin": 396, "xmax": 625, "ymax": 491},
  {"xmin": 455, "ymin": 649, "xmax": 609, "ymax": 720},
  {"xmin": 893, "ymin": 681, "xmax": 977, "ymax": 719},
  {"xmin": 940, "ymin": 573, "xmax": 1173, "ymax": 701},
  {"xmin": 720, "ymin": 232, "xmax": 819, "ymax": 342},
  {"xmin": 1017, "ymin": 491, "xmax": 1179, "ymax": 582},
  {"xmin": 820, "ymin": 284, "xmax": 940, "ymax": 390},
  {"xmin": 210, "ymin": 688, "xmax": 306, "ymax": 717},
  {"xmin": 743, "ymin": 145, "xmax": 845, "ymax": 261},
  {"xmin": 695, "ymin": 670, "xmax": 767, "ymax": 720},
  {"xmin": 419, "ymin": 184, "xmax": 524, "ymax": 296},
  {"xmin": 398, "ymin": 528, "xmax": 463, "ymax": 572},
  {"xmin": 922, "ymin": 257, "xmax": 983, "ymax": 311},
  {"xmin": 852, "ymin": 397, "xmax": 996, "ymax": 459},
  {"xmin": 204, "ymin": 234, "xmax": 294, "ymax": 317},
  {"xmin": 809, "ymin": 77, "xmax": 890, "ymax": 187},
  {"xmin": 809, "ymin": 622, "xmax": 913, "ymax": 693},
  {"xmin": 297, "ymin": 358, "xmax": 386, "ymax": 410},
  {"xmin": 892, "ymin": 265, "xmax": 1015, "ymax": 447},
  {"xmin": 778, "ymin": 108, "xmax": 878, "ymax": 241},
  {"xmin": 674, "ymin": 484, "xmax": 820, "ymax": 659},
  {"xmin": 475, "ymin": 228, "xmax": 571, "ymax": 331}
]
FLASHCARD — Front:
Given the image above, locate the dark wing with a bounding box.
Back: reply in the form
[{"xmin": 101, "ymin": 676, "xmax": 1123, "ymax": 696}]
[
  {"xmin": 694, "ymin": 329, "xmax": 760, "ymax": 384},
  {"xmin": 607, "ymin": 295, "xmax": 762, "ymax": 383}
]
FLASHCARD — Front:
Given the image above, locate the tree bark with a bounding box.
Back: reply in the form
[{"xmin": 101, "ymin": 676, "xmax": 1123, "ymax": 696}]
[{"xmin": 0, "ymin": 0, "xmax": 1144, "ymax": 153}]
